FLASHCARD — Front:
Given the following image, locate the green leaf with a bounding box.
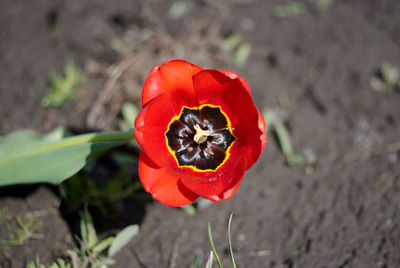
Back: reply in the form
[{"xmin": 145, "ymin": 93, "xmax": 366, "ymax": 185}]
[
  {"xmin": 234, "ymin": 42, "xmax": 251, "ymax": 68},
  {"xmin": 108, "ymin": 224, "xmax": 139, "ymax": 257},
  {"xmin": 0, "ymin": 127, "xmax": 66, "ymax": 159},
  {"xmin": 0, "ymin": 130, "xmax": 133, "ymax": 187},
  {"xmin": 205, "ymin": 251, "xmax": 214, "ymax": 268},
  {"xmin": 262, "ymin": 110, "xmax": 274, "ymax": 133},
  {"xmin": 41, "ymin": 60, "xmax": 83, "ymax": 108},
  {"xmin": 181, "ymin": 204, "xmax": 197, "ymax": 216},
  {"xmin": 286, "ymin": 154, "xmax": 307, "ymax": 166},
  {"xmin": 168, "ymin": 1, "xmax": 192, "ymax": 19},
  {"xmin": 190, "ymin": 250, "xmax": 203, "ymax": 268},
  {"xmin": 227, "ymin": 213, "xmax": 237, "ymax": 268},
  {"xmin": 80, "ymin": 207, "xmax": 97, "ymax": 251},
  {"xmin": 119, "ymin": 102, "xmax": 139, "ymax": 131},
  {"xmin": 274, "ymin": 122, "xmax": 293, "ymax": 157},
  {"xmin": 92, "ymin": 236, "xmax": 114, "ymax": 253},
  {"xmin": 226, "ymin": 34, "xmax": 242, "ymax": 51},
  {"xmin": 274, "ymin": 2, "xmax": 307, "ymax": 18},
  {"xmin": 208, "ymin": 223, "xmax": 222, "ymax": 268}
]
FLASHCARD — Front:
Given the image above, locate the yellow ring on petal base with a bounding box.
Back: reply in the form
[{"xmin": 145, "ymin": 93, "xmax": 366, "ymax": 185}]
[{"xmin": 165, "ymin": 104, "xmax": 236, "ymax": 172}]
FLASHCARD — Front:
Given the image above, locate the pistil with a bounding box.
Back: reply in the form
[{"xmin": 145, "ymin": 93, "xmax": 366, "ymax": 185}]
[{"xmin": 193, "ymin": 124, "xmax": 211, "ymax": 144}]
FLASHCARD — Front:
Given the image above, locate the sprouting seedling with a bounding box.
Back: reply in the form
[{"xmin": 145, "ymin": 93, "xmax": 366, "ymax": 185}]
[
  {"xmin": 67, "ymin": 207, "xmax": 139, "ymax": 268},
  {"xmin": 41, "ymin": 60, "xmax": 83, "ymax": 108},
  {"xmin": 25, "ymin": 208, "xmax": 138, "ymax": 268},
  {"xmin": 274, "ymin": 2, "xmax": 307, "ymax": 18},
  {"xmin": 263, "ymin": 109, "xmax": 308, "ymax": 166},
  {"xmin": 221, "ymin": 34, "xmax": 252, "ymax": 68},
  {"xmin": 207, "ymin": 213, "xmax": 237, "ymax": 268},
  {"xmin": 119, "ymin": 102, "xmax": 139, "ymax": 131}
]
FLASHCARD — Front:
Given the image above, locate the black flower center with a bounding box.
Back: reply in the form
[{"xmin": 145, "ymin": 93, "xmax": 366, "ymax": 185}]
[{"xmin": 165, "ymin": 104, "xmax": 236, "ymax": 171}]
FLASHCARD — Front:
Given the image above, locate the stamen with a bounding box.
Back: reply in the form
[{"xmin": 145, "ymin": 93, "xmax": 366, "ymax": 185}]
[
  {"xmin": 193, "ymin": 124, "xmax": 211, "ymax": 144},
  {"xmin": 204, "ymin": 147, "xmax": 214, "ymax": 155}
]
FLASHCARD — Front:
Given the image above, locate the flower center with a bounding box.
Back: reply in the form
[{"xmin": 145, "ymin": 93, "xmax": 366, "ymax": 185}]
[
  {"xmin": 193, "ymin": 124, "xmax": 211, "ymax": 144},
  {"xmin": 165, "ymin": 104, "xmax": 236, "ymax": 171}
]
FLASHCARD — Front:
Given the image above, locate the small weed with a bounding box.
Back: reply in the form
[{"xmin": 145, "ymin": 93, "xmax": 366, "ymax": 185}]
[
  {"xmin": 119, "ymin": 102, "xmax": 140, "ymax": 149},
  {"xmin": 316, "ymin": 0, "xmax": 335, "ymax": 11},
  {"xmin": 61, "ymin": 168, "xmax": 142, "ymax": 215},
  {"xmin": 263, "ymin": 109, "xmax": 309, "ymax": 166},
  {"xmin": 1, "ymin": 211, "xmax": 43, "ymax": 250},
  {"xmin": 274, "ymin": 2, "xmax": 307, "ymax": 18},
  {"xmin": 26, "ymin": 257, "xmax": 72, "ymax": 268},
  {"xmin": 41, "ymin": 60, "xmax": 83, "ymax": 108},
  {"xmin": 168, "ymin": 1, "xmax": 193, "ymax": 20},
  {"xmin": 370, "ymin": 62, "xmax": 400, "ymax": 93},
  {"xmin": 110, "ymin": 39, "xmax": 134, "ymax": 55},
  {"xmin": 119, "ymin": 102, "xmax": 138, "ymax": 131},
  {"xmin": 219, "ymin": 34, "xmax": 252, "ymax": 68},
  {"xmin": 68, "ymin": 207, "xmax": 138, "ymax": 268},
  {"xmin": 26, "ymin": 208, "xmax": 138, "ymax": 268}
]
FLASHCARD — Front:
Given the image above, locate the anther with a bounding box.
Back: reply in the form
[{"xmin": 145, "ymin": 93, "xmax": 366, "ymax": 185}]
[{"xmin": 204, "ymin": 147, "xmax": 214, "ymax": 155}]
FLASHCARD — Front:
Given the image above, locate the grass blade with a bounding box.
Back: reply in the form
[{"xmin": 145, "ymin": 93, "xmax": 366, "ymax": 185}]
[
  {"xmin": 208, "ymin": 223, "xmax": 222, "ymax": 268},
  {"xmin": 227, "ymin": 213, "xmax": 236, "ymax": 268},
  {"xmin": 205, "ymin": 251, "xmax": 214, "ymax": 268}
]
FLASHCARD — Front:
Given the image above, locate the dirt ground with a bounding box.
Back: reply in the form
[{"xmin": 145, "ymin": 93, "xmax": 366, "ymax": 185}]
[{"xmin": 1, "ymin": 0, "xmax": 400, "ymax": 267}]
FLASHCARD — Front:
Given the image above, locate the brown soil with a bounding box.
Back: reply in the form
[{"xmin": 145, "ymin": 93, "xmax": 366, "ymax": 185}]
[{"xmin": 1, "ymin": 0, "xmax": 400, "ymax": 267}]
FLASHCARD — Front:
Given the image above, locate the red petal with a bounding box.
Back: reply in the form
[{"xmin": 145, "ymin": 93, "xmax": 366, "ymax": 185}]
[
  {"xmin": 244, "ymin": 109, "xmax": 268, "ymax": 170},
  {"xmin": 258, "ymin": 109, "xmax": 268, "ymax": 153},
  {"xmin": 138, "ymin": 152, "xmax": 161, "ymax": 192},
  {"xmin": 134, "ymin": 94, "xmax": 180, "ymax": 169},
  {"xmin": 193, "ymin": 70, "xmax": 258, "ymax": 128},
  {"xmin": 195, "ymin": 171, "xmax": 245, "ymax": 202},
  {"xmin": 220, "ymin": 173, "xmax": 245, "ymax": 200},
  {"xmin": 216, "ymin": 69, "xmax": 251, "ymax": 96},
  {"xmin": 138, "ymin": 152, "xmax": 198, "ymax": 207},
  {"xmin": 193, "ymin": 70, "xmax": 265, "ymax": 169},
  {"xmin": 142, "ymin": 60, "xmax": 202, "ymax": 108},
  {"xmin": 181, "ymin": 146, "xmax": 247, "ymax": 199}
]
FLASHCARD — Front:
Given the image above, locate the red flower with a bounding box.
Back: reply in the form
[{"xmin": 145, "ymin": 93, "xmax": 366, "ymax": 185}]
[{"xmin": 134, "ymin": 60, "xmax": 267, "ymax": 207}]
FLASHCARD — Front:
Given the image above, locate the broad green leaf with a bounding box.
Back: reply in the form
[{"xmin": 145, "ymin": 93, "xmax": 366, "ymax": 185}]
[
  {"xmin": 0, "ymin": 127, "xmax": 66, "ymax": 159},
  {"xmin": 108, "ymin": 224, "xmax": 139, "ymax": 257},
  {"xmin": 0, "ymin": 130, "xmax": 133, "ymax": 187}
]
